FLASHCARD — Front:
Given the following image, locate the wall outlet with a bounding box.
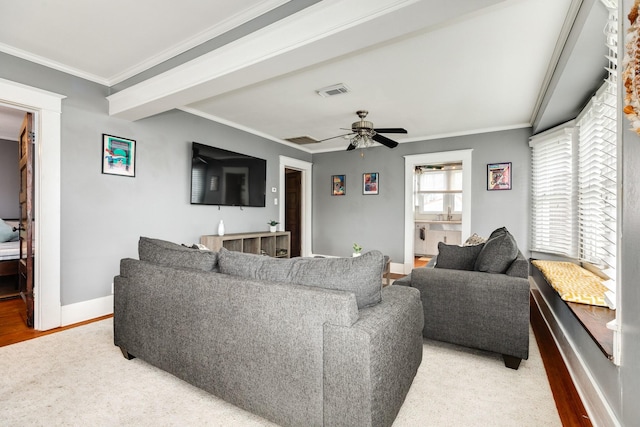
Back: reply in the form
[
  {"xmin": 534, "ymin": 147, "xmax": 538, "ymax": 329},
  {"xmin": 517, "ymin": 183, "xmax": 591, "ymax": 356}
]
[{"xmin": 271, "ymin": 187, "xmax": 277, "ymax": 193}]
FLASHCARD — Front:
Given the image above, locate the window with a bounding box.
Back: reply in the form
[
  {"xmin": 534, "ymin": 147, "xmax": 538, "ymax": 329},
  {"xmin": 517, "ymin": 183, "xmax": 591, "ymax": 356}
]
[
  {"xmin": 530, "ymin": 81, "xmax": 617, "ymax": 294},
  {"xmin": 415, "ymin": 165, "xmax": 462, "ymax": 215}
]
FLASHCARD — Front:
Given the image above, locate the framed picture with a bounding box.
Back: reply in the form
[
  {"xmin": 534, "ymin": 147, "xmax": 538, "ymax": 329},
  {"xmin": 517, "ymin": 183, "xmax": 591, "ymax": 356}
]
[
  {"xmin": 487, "ymin": 162, "xmax": 511, "ymax": 190},
  {"xmin": 102, "ymin": 134, "xmax": 136, "ymax": 177},
  {"xmin": 363, "ymin": 172, "xmax": 379, "ymax": 195},
  {"xmin": 332, "ymin": 174, "xmax": 346, "ymax": 196}
]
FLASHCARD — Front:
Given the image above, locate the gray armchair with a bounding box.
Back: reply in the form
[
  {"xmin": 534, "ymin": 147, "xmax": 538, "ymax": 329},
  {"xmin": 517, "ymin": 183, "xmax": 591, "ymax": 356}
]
[{"xmin": 396, "ymin": 228, "xmax": 530, "ymax": 369}]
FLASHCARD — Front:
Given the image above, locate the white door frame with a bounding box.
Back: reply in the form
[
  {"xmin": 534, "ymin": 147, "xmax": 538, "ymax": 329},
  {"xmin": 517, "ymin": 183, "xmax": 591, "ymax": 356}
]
[
  {"xmin": 279, "ymin": 156, "xmax": 312, "ymax": 257},
  {"xmin": 403, "ymin": 149, "xmax": 473, "ymax": 274},
  {"xmin": 0, "ymin": 78, "xmax": 65, "ymax": 331}
]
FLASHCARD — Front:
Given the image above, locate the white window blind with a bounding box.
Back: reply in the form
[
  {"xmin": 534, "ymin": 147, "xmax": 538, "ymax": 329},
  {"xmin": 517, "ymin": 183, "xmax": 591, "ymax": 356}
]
[
  {"xmin": 576, "ymin": 83, "xmax": 617, "ymax": 274},
  {"xmin": 529, "ymin": 126, "xmax": 578, "ymax": 257}
]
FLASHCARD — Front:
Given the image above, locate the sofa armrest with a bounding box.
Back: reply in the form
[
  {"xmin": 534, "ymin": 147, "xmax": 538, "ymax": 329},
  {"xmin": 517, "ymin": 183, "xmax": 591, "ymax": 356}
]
[
  {"xmin": 323, "ymin": 285, "xmax": 424, "ymax": 427},
  {"xmin": 410, "ymin": 267, "xmax": 529, "ymax": 360}
]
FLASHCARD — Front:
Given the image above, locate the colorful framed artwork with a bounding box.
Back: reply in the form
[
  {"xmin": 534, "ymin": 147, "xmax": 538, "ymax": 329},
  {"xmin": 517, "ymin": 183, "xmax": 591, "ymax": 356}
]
[
  {"xmin": 487, "ymin": 162, "xmax": 511, "ymax": 190},
  {"xmin": 332, "ymin": 174, "xmax": 346, "ymax": 196},
  {"xmin": 102, "ymin": 134, "xmax": 136, "ymax": 177},
  {"xmin": 363, "ymin": 172, "xmax": 379, "ymax": 195}
]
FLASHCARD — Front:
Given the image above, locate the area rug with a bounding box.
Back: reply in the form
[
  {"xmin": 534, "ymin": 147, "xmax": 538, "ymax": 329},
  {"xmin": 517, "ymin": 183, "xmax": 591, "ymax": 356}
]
[{"xmin": 0, "ymin": 318, "xmax": 560, "ymax": 426}]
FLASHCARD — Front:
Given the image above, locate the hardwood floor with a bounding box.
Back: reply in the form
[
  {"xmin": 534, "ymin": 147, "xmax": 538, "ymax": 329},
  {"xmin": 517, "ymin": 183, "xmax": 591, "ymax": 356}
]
[
  {"xmin": 0, "ymin": 284, "xmax": 592, "ymax": 426},
  {"xmin": 0, "ymin": 297, "xmax": 112, "ymax": 347}
]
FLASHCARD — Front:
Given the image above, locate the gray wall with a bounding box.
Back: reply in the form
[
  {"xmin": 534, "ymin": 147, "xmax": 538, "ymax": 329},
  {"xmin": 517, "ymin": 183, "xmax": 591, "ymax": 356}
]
[
  {"xmin": 0, "ymin": 52, "xmax": 311, "ymax": 306},
  {"xmin": 311, "ymin": 128, "xmax": 532, "ymax": 260},
  {"xmin": 0, "ymin": 138, "xmax": 19, "ymax": 219}
]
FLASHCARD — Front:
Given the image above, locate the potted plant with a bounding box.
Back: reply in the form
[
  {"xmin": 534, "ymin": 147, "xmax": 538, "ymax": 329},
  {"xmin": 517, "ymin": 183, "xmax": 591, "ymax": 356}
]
[
  {"xmin": 268, "ymin": 220, "xmax": 279, "ymax": 232},
  {"xmin": 352, "ymin": 243, "xmax": 363, "ymax": 257}
]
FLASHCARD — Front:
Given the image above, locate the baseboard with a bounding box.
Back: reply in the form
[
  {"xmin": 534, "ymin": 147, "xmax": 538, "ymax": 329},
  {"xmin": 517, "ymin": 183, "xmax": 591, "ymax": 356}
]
[
  {"xmin": 60, "ymin": 295, "xmax": 113, "ymax": 327},
  {"xmin": 530, "ymin": 281, "xmax": 621, "ymax": 427}
]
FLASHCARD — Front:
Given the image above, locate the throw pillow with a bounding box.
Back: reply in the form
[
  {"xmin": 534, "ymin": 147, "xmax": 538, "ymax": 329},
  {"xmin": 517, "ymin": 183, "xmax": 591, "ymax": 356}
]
[
  {"xmin": 434, "ymin": 242, "xmax": 485, "ymax": 271},
  {"xmin": 218, "ymin": 248, "xmax": 384, "ymax": 309},
  {"xmin": 0, "ymin": 219, "xmax": 19, "ymax": 243},
  {"xmin": 473, "ymin": 227, "xmax": 519, "ymax": 274},
  {"xmin": 138, "ymin": 237, "xmax": 219, "ymax": 272},
  {"xmin": 463, "ymin": 233, "xmax": 487, "ymax": 246}
]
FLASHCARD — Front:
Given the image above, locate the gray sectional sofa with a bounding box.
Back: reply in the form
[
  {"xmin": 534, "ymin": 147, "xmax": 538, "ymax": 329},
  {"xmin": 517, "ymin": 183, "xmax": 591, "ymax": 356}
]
[
  {"xmin": 396, "ymin": 227, "xmax": 530, "ymax": 369},
  {"xmin": 114, "ymin": 237, "xmax": 424, "ymax": 427}
]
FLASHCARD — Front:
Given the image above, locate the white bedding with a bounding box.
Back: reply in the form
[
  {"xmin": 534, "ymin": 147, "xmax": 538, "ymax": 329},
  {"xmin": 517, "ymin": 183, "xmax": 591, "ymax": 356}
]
[{"xmin": 0, "ymin": 240, "xmax": 19, "ymax": 261}]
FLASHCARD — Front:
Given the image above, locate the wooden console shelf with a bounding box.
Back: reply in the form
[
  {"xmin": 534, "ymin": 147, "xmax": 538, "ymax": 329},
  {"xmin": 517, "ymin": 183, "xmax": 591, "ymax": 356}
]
[{"xmin": 201, "ymin": 231, "xmax": 291, "ymax": 258}]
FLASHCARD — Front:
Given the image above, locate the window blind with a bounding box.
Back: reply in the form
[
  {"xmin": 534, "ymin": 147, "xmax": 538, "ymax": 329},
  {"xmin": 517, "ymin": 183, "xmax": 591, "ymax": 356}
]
[{"xmin": 529, "ymin": 127, "xmax": 578, "ymax": 258}]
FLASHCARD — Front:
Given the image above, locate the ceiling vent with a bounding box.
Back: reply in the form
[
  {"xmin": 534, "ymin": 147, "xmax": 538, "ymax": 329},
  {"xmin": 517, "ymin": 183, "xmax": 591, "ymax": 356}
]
[
  {"xmin": 285, "ymin": 136, "xmax": 319, "ymax": 145},
  {"xmin": 316, "ymin": 83, "xmax": 350, "ymax": 97}
]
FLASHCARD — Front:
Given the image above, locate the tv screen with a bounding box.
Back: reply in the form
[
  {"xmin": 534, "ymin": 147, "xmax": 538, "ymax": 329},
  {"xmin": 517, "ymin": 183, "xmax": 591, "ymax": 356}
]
[{"xmin": 190, "ymin": 142, "xmax": 266, "ymax": 207}]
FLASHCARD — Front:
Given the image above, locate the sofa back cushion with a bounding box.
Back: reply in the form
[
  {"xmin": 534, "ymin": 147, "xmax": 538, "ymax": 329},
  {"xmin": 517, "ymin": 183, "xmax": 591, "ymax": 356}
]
[
  {"xmin": 434, "ymin": 242, "xmax": 485, "ymax": 271},
  {"xmin": 473, "ymin": 227, "xmax": 519, "ymax": 274},
  {"xmin": 138, "ymin": 236, "xmax": 219, "ymax": 272},
  {"xmin": 218, "ymin": 248, "xmax": 384, "ymax": 308}
]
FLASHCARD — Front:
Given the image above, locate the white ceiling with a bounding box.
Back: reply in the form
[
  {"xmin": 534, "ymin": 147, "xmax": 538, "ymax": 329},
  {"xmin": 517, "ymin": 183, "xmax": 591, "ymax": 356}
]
[{"xmin": 0, "ymin": 0, "xmax": 607, "ymax": 152}]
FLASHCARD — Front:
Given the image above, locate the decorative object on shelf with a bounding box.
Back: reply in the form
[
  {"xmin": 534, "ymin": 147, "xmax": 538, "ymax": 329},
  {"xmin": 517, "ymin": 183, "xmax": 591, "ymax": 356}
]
[
  {"xmin": 487, "ymin": 162, "xmax": 512, "ymax": 191},
  {"xmin": 332, "ymin": 175, "xmax": 346, "ymax": 196},
  {"xmin": 352, "ymin": 243, "xmax": 362, "ymax": 257},
  {"xmin": 218, "ymin": 220, "xmax": 225, "ymax": 236},
  {"xmin": 102, "ymin": 134, "xmax": 136, "ymax": 177},
  {"xmin": 268, "ymin": 220, "xmax": 279, "ymax": 232},
  {"xmin": 624, "ymin": 0, "xmax": 640, "ymax": 134},
  {"xmin": 363, "ymin": 172, "xmax": 379, "ymax": 195}
]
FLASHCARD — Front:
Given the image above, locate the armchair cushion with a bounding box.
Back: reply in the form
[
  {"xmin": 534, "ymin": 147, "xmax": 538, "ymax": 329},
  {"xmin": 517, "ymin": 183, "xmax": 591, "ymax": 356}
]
[
  {"xmin": 434, "ymin": 242, "xmax": 484, "ymax": 271},
  {"xmin": 474, "ymin": 227, "xmax": 519, "ymax": 274}
]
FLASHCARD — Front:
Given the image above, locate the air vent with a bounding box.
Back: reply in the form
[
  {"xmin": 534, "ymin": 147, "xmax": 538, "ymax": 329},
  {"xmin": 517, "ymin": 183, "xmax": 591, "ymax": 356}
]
[
  {"xmin": 285, "ymin": 136, "xmax": 319, "ymax": 145},
  {"xmin": 316, "ymin": 83, "xmax": 350, "ymax": 97}
]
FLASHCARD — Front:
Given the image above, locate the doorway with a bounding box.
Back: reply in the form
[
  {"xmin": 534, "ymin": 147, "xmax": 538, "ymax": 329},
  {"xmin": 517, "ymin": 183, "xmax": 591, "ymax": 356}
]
[
  {"xmin": 403, "ymin": 150, "xmax": 473, "ymax": 274},
  {"xmin": 279, "ymin": 156, "xmax": 312, "ymax": 257},
  {"xmin": 0, "ymin": 78, "xmax": 64, "ymax": 331},
  {"xmin": 285, "ymin": 168, "xmax": 302, "ymax": 257}
]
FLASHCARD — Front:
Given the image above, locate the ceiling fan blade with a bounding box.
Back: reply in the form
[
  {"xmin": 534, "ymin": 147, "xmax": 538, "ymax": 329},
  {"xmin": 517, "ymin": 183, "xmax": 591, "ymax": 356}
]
[
  {"xmin": 316, "ymin": 132, "xmax": 354, "ymax": 143},
  {"xmin": 372, "ymin": 133, "xmax": 399, "ymax": 148},
  {"xmin": 346, "ymin": 142, "xmax": 357, "ymax": 151},
  {"xmin": 373, "ymin": 128, "xmax": 407, "ymax": 134}
]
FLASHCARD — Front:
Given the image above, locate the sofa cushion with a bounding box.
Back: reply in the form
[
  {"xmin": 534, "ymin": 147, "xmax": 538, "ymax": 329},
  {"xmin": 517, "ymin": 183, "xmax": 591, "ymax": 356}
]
[
  {"xmin": 473, "ymin": 227, "xmax": 519, "ymax": 274},
  {"xmin": 218, "ymin": 248, "xmax": 384, "ymax": 308},
  {"xmin": 138, "ymin": 237, "xmax": 218, "ymax": 272},
  {"xmin": 434, "ymin": 242, "xmax": 485, "ymax": 271}
]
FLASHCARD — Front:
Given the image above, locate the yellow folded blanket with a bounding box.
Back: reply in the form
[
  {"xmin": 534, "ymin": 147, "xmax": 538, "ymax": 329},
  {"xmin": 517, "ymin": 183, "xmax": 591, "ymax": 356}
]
[{"xmin": 532, "ymin": 260, "xmax": 608, "ymax": 307}]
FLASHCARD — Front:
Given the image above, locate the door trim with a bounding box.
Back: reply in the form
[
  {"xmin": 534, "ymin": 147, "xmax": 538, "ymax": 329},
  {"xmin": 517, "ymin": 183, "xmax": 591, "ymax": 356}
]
[
  {"xmin": 279, "ymin": 156, "xmax": 312, "ymax": 257},
  {"xmin": 0, "ymin": 78, "xmax": 65, "ymax": 330},
  {"xmin": 403, "ymin": 149, "xmax": 473, "ymax": 274}
]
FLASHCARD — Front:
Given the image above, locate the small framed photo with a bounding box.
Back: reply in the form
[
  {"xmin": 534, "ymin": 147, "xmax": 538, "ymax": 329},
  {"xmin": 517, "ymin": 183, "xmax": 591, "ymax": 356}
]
[
  {"xmin": 102, "ymin": 134, "xmax": 136, "ymax": 177},
  {"xmin": 332, "ymin": 175, "xmax": 346, "ymax": 196},
  {"xmin": 487, "ymin": 162, "xmax": 511, "ymax": 190},
  {"xmin": 363, "ymin": 172, "xmax": 379, "ymax": 195}
]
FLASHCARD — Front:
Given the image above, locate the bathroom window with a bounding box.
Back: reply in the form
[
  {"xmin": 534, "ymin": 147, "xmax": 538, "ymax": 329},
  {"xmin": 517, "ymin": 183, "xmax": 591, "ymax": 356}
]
[{"xmin": 415, "ymin": 165, "xmax": 462, "ymax": 215}]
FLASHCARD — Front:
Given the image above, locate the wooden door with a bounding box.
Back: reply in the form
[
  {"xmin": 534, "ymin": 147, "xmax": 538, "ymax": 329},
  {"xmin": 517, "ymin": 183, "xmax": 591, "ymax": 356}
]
[
  {"xmin": 285, "ymin": 169, "xmax": 302, "ymax": 258},
  {"xmin": 18, "ymin": 112, "xmax": 34, "ymax": 327}
]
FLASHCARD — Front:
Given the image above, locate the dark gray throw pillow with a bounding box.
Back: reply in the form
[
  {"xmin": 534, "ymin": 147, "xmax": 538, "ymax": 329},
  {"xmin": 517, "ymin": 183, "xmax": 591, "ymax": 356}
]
[
  {"xmin": 473, "ymin": 227, "xmax": 519, "ymax": 274},
  {"xmin": 434, "ymin": 242, "xmax": 484, "ymax": 271},
  {"xmin": 218, "ymin": 248, "xmax": 384, "ymax": 309},
  {"xmin": 138, "ymin": 236, "xmax": 219, "ymax": 272}
]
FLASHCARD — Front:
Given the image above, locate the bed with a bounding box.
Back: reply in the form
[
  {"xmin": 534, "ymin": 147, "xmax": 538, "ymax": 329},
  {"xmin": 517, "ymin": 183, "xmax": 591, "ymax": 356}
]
[{"xmin": 0, "ymin": 220, "xmax": 20, "ymax": 277}]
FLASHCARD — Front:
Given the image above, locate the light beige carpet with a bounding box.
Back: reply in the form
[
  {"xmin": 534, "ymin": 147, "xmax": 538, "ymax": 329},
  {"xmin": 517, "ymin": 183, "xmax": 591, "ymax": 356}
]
[{"xmin": 0, "ymin": 318, "xmax": 560, "ymax": 426}]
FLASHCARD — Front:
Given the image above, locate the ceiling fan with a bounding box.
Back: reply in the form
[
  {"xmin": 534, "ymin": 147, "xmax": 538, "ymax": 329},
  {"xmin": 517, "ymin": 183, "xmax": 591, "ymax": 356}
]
[{"xmin": 319, "ymin": 110, "xmax": 407, "ymax": 151}]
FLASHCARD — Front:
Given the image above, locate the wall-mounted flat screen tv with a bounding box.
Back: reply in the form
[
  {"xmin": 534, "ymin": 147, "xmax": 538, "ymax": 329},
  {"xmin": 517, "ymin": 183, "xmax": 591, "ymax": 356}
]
[{"xmin": 190, "ymin": 142, "xmax": 266, "ymax": 207}]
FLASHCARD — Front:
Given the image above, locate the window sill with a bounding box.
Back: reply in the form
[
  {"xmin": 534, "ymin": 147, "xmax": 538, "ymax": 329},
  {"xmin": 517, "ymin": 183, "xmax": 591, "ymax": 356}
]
[{"xmin": 531, "ymin": 262, "xmax": 614, "ymax": 360}]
